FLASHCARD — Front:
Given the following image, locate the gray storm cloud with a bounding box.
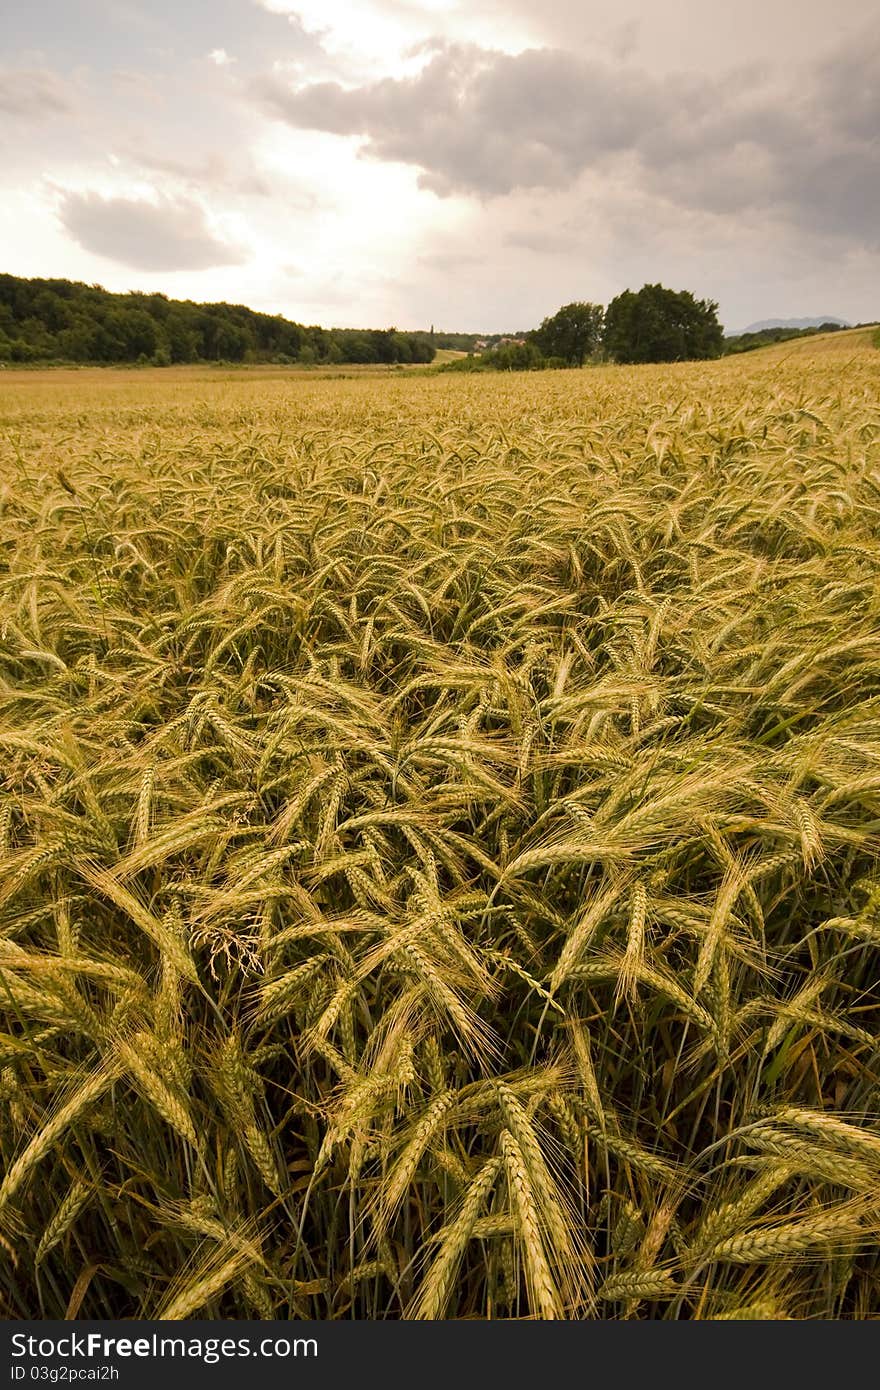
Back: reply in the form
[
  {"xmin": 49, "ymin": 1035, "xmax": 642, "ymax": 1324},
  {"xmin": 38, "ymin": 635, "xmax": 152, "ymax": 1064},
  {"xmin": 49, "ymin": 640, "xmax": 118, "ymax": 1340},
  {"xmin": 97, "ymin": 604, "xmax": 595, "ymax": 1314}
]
[
  {"xmin": 250, "ymin": 33, "xmax": 880, "ymax": 241},
  {"xmin": 58, "ymin": 191, "xmax": 245, "ymax": 271},
  {"xmin": 251, "ymin": 46, "xmax": 661, "ymax": 195}
]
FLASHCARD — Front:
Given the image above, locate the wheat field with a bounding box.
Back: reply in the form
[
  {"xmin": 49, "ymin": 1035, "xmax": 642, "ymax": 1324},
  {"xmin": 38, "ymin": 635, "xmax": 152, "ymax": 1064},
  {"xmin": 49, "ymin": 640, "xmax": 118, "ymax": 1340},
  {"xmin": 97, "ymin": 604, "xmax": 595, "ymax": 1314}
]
[{"xmin": 1, "ymin": 331, "xmax": 879, "ymax": 1320}]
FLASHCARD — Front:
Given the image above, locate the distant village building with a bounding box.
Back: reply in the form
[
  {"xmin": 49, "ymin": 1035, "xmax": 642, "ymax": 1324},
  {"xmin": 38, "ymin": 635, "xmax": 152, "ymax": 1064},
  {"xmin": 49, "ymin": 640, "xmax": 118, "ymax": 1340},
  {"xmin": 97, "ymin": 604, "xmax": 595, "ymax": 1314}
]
[{"xmin": 472, "ymin": 336, "xmax": 526, "ymax": 354}]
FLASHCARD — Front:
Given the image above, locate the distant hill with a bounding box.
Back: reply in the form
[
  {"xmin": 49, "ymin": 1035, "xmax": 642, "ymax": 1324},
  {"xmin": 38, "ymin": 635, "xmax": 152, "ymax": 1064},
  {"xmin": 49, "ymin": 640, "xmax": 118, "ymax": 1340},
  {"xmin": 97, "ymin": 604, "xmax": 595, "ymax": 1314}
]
[
  {"xmin": 728, "ymin": 316, "xmax": 849, "ymax": 337},
  {"xmin": 721, "ymin": 320, "xmax": 850, "ymax": 357}
]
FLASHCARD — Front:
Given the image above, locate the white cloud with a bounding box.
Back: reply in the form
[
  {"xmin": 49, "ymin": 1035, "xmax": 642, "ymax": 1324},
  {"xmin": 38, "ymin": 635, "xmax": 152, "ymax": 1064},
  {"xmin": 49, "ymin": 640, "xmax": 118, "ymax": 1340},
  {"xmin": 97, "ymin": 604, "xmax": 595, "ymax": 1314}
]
[
  {"xmin": 57, "ymin": 188, "xmax": 245, "ymax": 270},
  {"xmin": 256, "ymin": 0, "xmax": 531, "ymax": 78},
  {"xmin": 0, "ymin": 66, "xmax": 74, "ymax": 118}
]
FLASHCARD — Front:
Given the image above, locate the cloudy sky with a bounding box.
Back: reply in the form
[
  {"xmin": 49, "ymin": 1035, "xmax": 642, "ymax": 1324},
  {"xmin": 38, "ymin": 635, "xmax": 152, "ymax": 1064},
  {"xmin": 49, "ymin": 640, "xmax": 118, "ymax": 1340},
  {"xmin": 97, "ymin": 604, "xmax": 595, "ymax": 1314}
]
[{"xmin": 2, "ymin": 0, "xmax": 878, "ymax": 332}]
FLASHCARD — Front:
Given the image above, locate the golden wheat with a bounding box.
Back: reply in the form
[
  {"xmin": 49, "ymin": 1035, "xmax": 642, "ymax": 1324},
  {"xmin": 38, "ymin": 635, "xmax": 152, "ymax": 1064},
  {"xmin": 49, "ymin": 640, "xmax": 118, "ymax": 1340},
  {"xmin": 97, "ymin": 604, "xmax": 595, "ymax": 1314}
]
[{"xmin": 1, "ymin": 332, "xmax": 879, "ymax": 1318}]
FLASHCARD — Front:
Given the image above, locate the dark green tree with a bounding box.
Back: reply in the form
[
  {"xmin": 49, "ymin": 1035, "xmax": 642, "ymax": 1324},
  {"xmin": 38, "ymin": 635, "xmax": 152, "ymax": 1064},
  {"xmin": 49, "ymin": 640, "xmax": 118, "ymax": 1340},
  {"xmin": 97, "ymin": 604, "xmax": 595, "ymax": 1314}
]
[
  {"xmin": 0, "ymin": 274, "xmax": 437, "ymax": 367},
  {"xmin": 532, "ymin": 302, "xmax": 604, "ymax": 366},
  {"xmin": 163, "ymin": 311, "xmax": 202, "ymax": 363},
  {"xmin": 603, "ymin": 283, "xmax": 723, "ymax": 363}
]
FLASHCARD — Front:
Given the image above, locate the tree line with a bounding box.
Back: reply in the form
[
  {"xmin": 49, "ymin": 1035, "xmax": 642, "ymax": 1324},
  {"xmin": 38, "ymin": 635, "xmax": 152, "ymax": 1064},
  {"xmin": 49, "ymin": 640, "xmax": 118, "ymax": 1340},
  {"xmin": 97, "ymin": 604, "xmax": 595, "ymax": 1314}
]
[
  {"xmin": 0, "ymin": 275, "xmax": 438, "ymax": 367},
  {"xmin": 447, "ymin": 292, "xmax": 861, "ymax": 374},
  {"xmin": 444, "ymin": 286, "xmax": 726, "ymax": 373},
  {"xmin": 1, "ymin": 272, "xmax": 853, "ymax": 373}
]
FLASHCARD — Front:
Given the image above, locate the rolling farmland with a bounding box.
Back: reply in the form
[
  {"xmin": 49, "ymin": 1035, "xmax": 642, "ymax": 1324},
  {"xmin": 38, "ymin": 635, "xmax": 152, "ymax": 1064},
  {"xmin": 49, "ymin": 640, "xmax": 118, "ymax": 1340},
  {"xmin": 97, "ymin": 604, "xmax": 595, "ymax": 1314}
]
[{"xmin": 1, "ymin": 331, "xmax": 879, "ymax": 1319}]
